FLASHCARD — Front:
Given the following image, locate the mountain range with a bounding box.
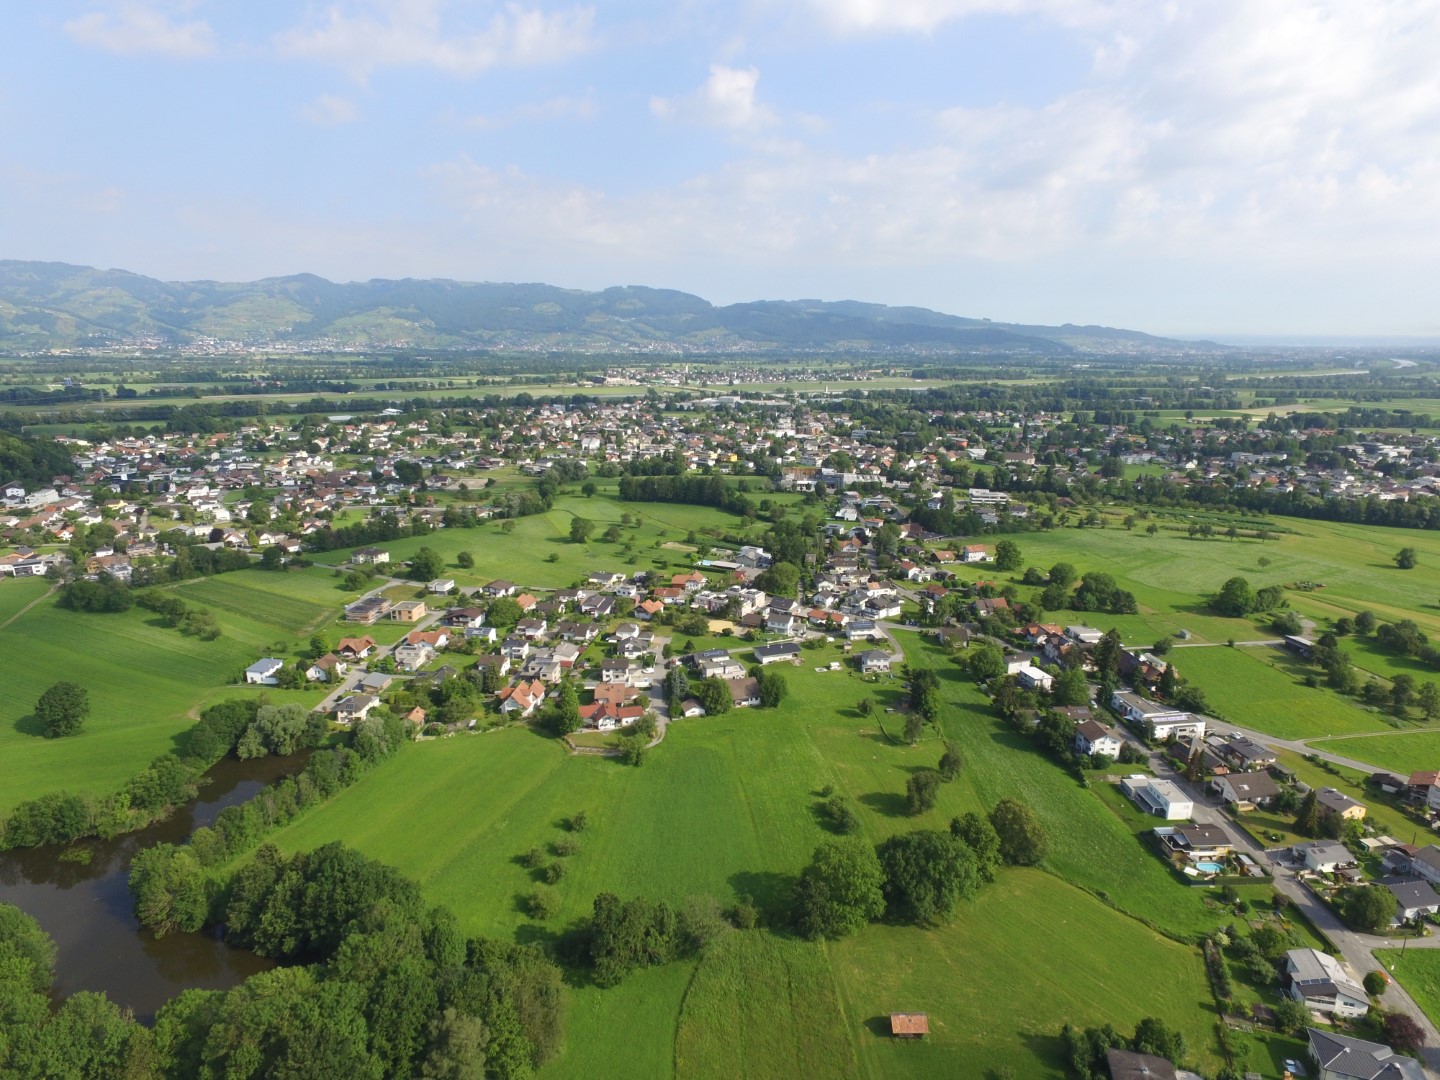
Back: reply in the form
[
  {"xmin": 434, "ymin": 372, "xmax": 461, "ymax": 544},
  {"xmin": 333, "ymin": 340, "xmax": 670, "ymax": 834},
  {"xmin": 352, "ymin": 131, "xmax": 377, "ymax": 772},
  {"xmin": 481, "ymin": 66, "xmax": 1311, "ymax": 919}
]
[{"xmin": 0, "ymin": 260, "xmax": 1214, "ymax": 355}]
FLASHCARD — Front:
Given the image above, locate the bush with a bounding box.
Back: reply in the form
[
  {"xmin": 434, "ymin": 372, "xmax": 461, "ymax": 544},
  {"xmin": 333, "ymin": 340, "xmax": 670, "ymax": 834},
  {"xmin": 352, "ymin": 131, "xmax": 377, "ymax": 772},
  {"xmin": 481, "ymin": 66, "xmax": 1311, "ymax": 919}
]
[
  {"xmin": 990, "ymin": 797, "xmax": 1049, "ymax": 866},
  {"xmin": 525, "ymin": 889, "xmax": 559, "ymax": 920},
  {"xmin": 906, "ymin": 769, "xmax": 942, "ymax": 815},
  {"xmin": 567, "ymin": 810, "xmax": 590, "ymax": 833},
  {"xmin": 1364, "ymin": 970, "xmax": 1389, "ymax": 996},
  {"xmin": 554, "ymin": 837, "xmax": 581, "ymax": 857},
  {"xmin": 544, "ymin": 862, "xmax": 567, "ymax": 884},
  {"xmin": 728, "ymin": 896, "xmax": 760, "ymax": 930},
  {"xmin": 521, "ymin": 847, "xmax": 546, "ymax": 870}
]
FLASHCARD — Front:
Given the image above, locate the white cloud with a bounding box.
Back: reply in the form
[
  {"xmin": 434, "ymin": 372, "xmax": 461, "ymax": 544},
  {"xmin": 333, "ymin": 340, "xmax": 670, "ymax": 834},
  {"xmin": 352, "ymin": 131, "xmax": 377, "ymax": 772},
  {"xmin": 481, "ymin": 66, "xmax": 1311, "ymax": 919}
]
[
  {"xmin": 299, "ymin": 94, "xmax": 361, "ymax": 126},
  {"xmin": 458, "ymin": 95, "xmax": 597, "ymax": 130},
  {"xmin": 63, "ymin": 3, "xmax": 216, "ymax": 58},
  {"xmin": 799, "ymin": 0, "xmax": 1108, "ymax": 34},
  {"xmin": 274, "ymin": 0, "xmax": 597, "ymax": 80},
  {"xmin": 651, "ymin": 64, "xmax": 777, "ymax": 131}
]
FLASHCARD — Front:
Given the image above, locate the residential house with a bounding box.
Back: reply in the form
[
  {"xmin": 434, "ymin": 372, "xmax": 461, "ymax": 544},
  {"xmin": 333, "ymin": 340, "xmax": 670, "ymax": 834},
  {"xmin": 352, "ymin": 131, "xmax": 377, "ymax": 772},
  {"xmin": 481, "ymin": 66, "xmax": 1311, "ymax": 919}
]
[
  {"xmin": 482, "ymin": 579, "xmax": 517, "ymax": 598},
  {"xmin": 858, "ymin": 649, "xmax": 892, "ymax": 674},
  {"xmin": 754, "ymin": 641, "xmax": 802, "ymax": 665},
  {"xmin": 1285, "ymin": 949, "xmax": 1369, "ymax": 1019},
  {"xmin": 1065, "ymin": 625, "xmax": 1104, "ymax": 645},
  {"xmin": 517, "ymin": 617, "xmax": 549, "ymax": 640},
  {"xmin": 1316, "ymin": 787, "xmax": 1367, "ymax": 823},
  {"xmin": 497, "ymin": 679, "xmax": 546, "ymax": 717},
  {"xmin": 391, "ymin": 600, "xmax": 427, "ymax": 623},
  {"xmin": 501, "ymin": 636, "xmax": 531, "ymax": 661},
  {"xmin": 305, "ymin": 653, "xmax": 346, "ymax": 682},
  {"xmin": 428, "ymin": 578, "xmax": 456, "ymax": 594},
  {"xmin": 394, "ymin": 642, "xmax": 435, "ymax": 672},
  {"xmin": 444, "ymin": 606, "xmax": 487, "ymax": 629},
  {"xmin": 1105, "ymin": 1049, "xmax": 1176, "ymax": 1080},
  {"xmin": 727, "ymin": 677, "xmax": 762, "ymax": 708},
  {"xmin": 1407, "ymin": 770, "xmax": 1440, "ymax": 811},
  {"xmin": 1012, "ymin": 664, "xmax": 1054, "ymax": 692},
  {"xmin": 359, "ymin": 672, "xmax": 393, "ymax": 695},
  {"xmin": 336, "ymin": 636, "xmax": 377, "ymax": 660},
  {"xmin": 846, "ymin": 619, "xmax": 885, "ymax": 642},
  {"xmin": 1120, "ymin": 775, "xmax": 1193, "ymax": 820},
  {"xmin": 1382, "ymin": 878, "xmax": 1440, "ymax": 924},
  {"xmin": 1306, "ymin": 1028, "xmax": 1424, "ymax": 1080},
  {"xmin": 334, "ymin": 694, "xmax": 380, "ymax": 723},
  {"xmin": 1294, "ymin": 840, "xmax": 1356, "ymax": 875},
  {"xmin": 1217, "ymin": 737, "xmax": 1277, "ymax": 772},
  {"xmin": 473, "ymin": 653, "xmax": 511, "ymax": 680},
  {"xmin": 1155, "ymin": 823, "xmax": 1235, "ymax": 862},
  {"xmin": 1073, "ymin": 719, "xmax": 1123, "ymax": 759},
  {"xmin": 351, "ymin": 546, "xmax": 389, "ymax": 565},
  {"xmin": 344, "ymin": 596, "xmax": 391, "ymax": 624},
  {"xmin": 1212, "ymin": 771, "xmax": 1281, "ymax": 808},
  {"xmin": 974, "ymin": 597, "xmax": 1010, "ymax": 618},
  {"xmin": 244, "ymin": 658, "xmax": 284, "ymax": 685},
  {"xmin": 1405, "ymin": 845, "xmax": 1440, "ymax": 887},
  {"xmin": 960, "ymin": 545, "xmax": 988, "ymax": 563}
]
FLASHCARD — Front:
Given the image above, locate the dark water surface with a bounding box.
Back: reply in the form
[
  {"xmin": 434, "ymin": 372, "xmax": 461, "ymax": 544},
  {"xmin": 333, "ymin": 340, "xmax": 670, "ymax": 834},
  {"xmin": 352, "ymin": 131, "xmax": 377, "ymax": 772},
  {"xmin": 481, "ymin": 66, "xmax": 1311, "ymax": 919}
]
[{"xmin": 0, "ymin": 753, "xmax": 305, "ymax": 1022}]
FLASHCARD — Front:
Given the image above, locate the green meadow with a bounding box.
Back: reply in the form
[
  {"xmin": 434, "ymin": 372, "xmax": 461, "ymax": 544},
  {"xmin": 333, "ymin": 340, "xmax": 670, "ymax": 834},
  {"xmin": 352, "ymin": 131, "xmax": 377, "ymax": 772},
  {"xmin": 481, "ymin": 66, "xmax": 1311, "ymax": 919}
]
[
  {"xmin": 1374, "ymin": 951, "xmax": 1440, "ymax": 1031},
  {"xmin": 253, "ymin": 636, "xmax": 1231, "ymax": 1078},
  {"xmin": 0, "ymin": 567, "xmax": 346, "ymax": 816},
  {"xmin": 1316, "ymin": 732, "xmax": 1440, "ymax": 778}
]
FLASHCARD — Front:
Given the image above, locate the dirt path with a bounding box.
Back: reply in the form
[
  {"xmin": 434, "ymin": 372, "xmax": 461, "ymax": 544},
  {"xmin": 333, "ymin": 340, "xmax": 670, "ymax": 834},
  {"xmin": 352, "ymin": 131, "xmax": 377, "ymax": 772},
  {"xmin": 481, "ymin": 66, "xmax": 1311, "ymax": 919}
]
[{"xmin": 0, "ymin": 584, "xmax": 57, "ymax": 632}]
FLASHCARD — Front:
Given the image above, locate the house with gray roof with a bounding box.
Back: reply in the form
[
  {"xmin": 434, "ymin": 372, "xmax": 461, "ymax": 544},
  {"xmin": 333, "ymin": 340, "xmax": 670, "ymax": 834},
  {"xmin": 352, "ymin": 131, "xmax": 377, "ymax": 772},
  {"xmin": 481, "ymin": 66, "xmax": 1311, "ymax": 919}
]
[
  {"xmin": 1285, "ymin": 948, "xmax": 1368, "ymax": 1019},
  {"xmin": 1306, "ymin": 1027, "xmax": 1424, "ymax": 1080}
]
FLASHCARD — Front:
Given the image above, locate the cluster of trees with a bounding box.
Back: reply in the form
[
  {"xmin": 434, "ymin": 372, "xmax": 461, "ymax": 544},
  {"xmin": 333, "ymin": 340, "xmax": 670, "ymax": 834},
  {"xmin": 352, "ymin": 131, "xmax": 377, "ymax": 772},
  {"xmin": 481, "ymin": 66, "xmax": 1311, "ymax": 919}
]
[
  {"xmin": 116, "ymin": 842, "xmax": 566, "ymax": 1079},
  {"xmin": 578, "ymin": 891, "xmax": 756, "ymax": 987},
  {"xmin": 1061, "ymin": 1017, "xmax": 1187, "ymax": 1079},
  {"xmin": 617, "ymin": 473, "xmax": 753, "ymax": 517},
  {"xmin": 0, "ymin": 429, "xmax": 74, "ymax": 485},
  {"xmin": 56, "ymin": 575, "xmax": 133, "ymax": 612},
  {"xmin": 792, "ymin": 799, "xmax": 1044, "ymax": 939},
  {"xmin": 1210, "ymin": 576, "xmax": 1287, "ymax": 618},
  {"xmin": 233, "ymin": 703, "xmax": 330, "ymax": 760},
  {"xmin": 135, "ymin": 589, "xmax": 221, "ymax": 640}
]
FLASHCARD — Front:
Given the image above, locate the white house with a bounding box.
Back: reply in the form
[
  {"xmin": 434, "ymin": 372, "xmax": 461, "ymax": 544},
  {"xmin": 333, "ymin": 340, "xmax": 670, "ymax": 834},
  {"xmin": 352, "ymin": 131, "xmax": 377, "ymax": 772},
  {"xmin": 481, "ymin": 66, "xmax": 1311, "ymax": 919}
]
[
  {"xmin": 1285, "ymin": 949, "xmax": 1369, "ymax": 1019},
  {"xmin": 1294, "ymin": 840, "xmax": 1355, "ymax": 875},
  {"xmin": 857, "ymin": 649, "xmax": 892, "ymax": 674},
  {"xmin": 1120, "ymin": 775, "xmax": 1193, "ymax": 820},
  {"xmin": 429, "ymin": 578, "xmax": 456, "ymax": 594},
  {"xmin": 1013, "ymin": 664, "xmax": 1054, "ymax": 692},
  {"xmin": 1110, "ymin": 691, "xmax": 1185, "ymax": 726},
  {"xmin": 1074, "ymin": 719, "xmax": 1123, "ymax": 759},
  {"xmin": 334, "ymin": 694, "xmax": 380, "ymax": 724},
  {"xmin": 244, "ymin": 658, "xmax": 284, "ymax": 685}
]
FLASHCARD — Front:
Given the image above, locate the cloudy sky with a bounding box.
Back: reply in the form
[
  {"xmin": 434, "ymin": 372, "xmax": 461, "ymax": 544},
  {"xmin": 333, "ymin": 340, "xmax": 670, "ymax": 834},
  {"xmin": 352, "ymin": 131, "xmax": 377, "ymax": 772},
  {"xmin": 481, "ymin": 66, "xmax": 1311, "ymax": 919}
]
[{"xmin": 3, "ymin": 1, "xmax": 1439, "ymax": 338}]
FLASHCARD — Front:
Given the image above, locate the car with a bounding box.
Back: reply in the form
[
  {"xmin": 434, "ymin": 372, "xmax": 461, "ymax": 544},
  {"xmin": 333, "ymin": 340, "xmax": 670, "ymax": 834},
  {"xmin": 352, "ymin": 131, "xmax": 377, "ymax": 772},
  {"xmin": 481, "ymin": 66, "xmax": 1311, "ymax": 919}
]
[{"xmin": 1284, "ymin": 1059, "xmax": 1306, "ymax": 1077}]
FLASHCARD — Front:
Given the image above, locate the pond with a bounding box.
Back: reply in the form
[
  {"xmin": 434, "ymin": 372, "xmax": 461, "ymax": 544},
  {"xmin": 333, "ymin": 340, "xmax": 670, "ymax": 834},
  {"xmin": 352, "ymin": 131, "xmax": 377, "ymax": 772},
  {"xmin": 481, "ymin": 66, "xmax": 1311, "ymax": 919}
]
[{"xmin": 0, "ymin": 752, "xmax": 305, "ymax": 1022}]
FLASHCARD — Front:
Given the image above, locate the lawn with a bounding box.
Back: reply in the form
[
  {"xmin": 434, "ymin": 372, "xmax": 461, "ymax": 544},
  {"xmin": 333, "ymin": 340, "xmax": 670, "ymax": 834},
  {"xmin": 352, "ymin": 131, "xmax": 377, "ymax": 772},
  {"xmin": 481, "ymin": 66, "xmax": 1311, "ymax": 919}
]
[
  {"xmin": 1374, "ymin": 950, "xmax": 1440, "ymax": 1030},
  {"xmin": 1317, "ymin": 732, "xmax": 1440, "ymax": 778},
  {"xmin": 1175, "ymin": 646, "xmax": 1395, "ymax": 739},
  {"xmin": 247, "ymin": 636, "xmax": 1226, "ymax": 1078},
  {"xmin": 0, "ymin": 572, "xmax": 338, "ymax": 816},
  {"xmin": 0, "ymin": 577, "xmax": 51, "ymax": 626}
]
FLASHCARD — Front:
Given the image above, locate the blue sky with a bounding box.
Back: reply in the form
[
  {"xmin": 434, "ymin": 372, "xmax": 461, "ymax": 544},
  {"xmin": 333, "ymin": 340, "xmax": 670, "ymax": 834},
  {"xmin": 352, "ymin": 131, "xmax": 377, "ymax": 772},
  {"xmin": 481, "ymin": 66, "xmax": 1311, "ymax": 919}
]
[{"xmin": 3, "ymin": 1, "xmax": 1439, "ymax": 338}]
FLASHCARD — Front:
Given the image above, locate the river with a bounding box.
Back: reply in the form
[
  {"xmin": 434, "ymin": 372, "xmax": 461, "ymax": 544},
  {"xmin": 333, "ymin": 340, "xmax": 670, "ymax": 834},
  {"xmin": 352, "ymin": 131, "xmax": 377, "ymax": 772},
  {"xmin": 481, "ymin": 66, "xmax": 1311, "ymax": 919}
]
[{"xmin": 0, "ymin": 752, "xmax": 305, "ymax": 1022}]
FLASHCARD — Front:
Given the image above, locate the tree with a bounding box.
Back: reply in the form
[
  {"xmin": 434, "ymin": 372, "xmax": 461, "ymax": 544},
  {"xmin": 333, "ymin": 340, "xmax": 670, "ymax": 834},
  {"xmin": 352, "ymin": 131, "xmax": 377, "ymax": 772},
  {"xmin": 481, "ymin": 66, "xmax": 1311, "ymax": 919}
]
[
  {"xmin": 1395, "ymin": 546, "xmax": 1419, "ymax": 570},
  {"xmin": 906, "ymin": 769, "xmax": 942, "ymax": 814},
  {"xmin": 409, "ymin": 546, "xmax": 445, "ymax": 582},
  {"xmin": 994, "ymin": 540, "xmax": 1022, "ymax": 572},
  {"xmin": 1336, "ymin": 884, "xmax": 1398, "ymax": 931},
  {"xmin": 618, "ymin": 732, "xmax": 648, "ymax": 766},
  {"xmin": 1211, "ymin": 576, "xmax": 1254, "ymax": 617},
  {"xmin": 950, "ymin": 812, "xmax": 1001, "ymax": 882},
  {"xmin": 486, "ymin": 597, "xmax": 522, "ymax": 627},
  {"xmin": 1420, "ymin": 682, "xmax": 1440, "ymax": 721},
  {"xmin": 967, "ymin": 643, "xmax": 1006, "ymax": 681},
  {"xmin": 1295, "ymin": 789, "xmax": 1321, "ymax": 837},
  {"xmin": 581, "ymin": 481, "xmax": 597, "ymax": 497},
  {"xmin": 569, "ymin": 516, "xmax": 594, "ymax": 543},
  {"xmin": 757, "ymin": 669, "xmax": 788, "ymax": 708},
  {"xmin": 937, "ymin": 740, "xmax": 963, "ymax": 781},
  {"xmin": 553, "ymin": 680, "xmax": 582, "ymax": 736},
  {"xmin": 259, "ymin": 545, "xmax": 285, "ymax": 570},
  {"xmin": 36, "ymin": 681, "xmax": 89, "ymax": 739},
  {"xmin": 989, "ymin": 797, "xmax": 1048, "ymax": 866},
  {"xmin": 129, "ymin": 843, "xmax": 211, "ymax": 937},
  {"xmin": 1048, "ymin": 562, "xmax": 1078, "ymax": 588},
  {"xmin": 1356, "ymin": 610, "xmax": 1377, "ymax": 634},
  {"xmin": 792, "ymin": 838, "xmax": 886, "ymax": 939},
  {"xmin": 1384, "ymin": 1011, "xmax": 1426, "ymax": 1053},
  {"xmin": 1052, "ymin": 665, "xmax": 1090, "ymax": 707},
  {"xmin": 1131, "ymin": 1017, "xmax": 1185, "ymax": 1063},
  {"xmin": 697, "ymin": 677, "xmax": 732, "ymax": 716},
  {"xmin": 455, "ymin": 551, "xmax": 474, "ymax": 569},
  {"xmin": 756, "ymin": 561, "xmax": 800, "ymax": 597},
  {"xmin": 876, "ymin": 830, "xmax": 981, "ymax": 924},
  {"xmin": 903, "ymin": 711, "xmax": 926, "ymax": 745},
  {"xmin": 819, "ymin": 794, "xmax": 861, "ymax": 835},
  {"xmin": 1272, "ymin": 996, "xmax": 1311, "ymax": 1035},
  {"xmin": 1364, "ymin": 970, "xmax": 1389, "ymax": 997}
]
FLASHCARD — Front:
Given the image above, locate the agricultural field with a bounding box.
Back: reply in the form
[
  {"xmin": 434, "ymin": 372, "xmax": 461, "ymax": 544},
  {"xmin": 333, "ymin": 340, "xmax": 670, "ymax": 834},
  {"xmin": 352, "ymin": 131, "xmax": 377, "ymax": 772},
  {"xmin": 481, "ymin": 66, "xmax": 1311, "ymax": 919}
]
[
  {"xmin": 252, "ymin": 635, "xmax": 1240, "ymax": 1077},
  {"xmin": 0, "ymin": 568, "xmax": 342, "ymax": 816},
  {"xmin": 1374, "ymin": 950, "xmax": 1440, "ymax": 1031},
  {"xmin": 1172, "ymin": 646, "xmax": 1394, "ymax": 739}
]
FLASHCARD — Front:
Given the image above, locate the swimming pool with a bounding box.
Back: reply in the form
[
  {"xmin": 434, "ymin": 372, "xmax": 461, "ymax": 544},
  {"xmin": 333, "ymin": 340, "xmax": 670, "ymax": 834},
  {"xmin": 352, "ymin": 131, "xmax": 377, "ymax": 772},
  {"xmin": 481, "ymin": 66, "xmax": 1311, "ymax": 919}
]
[{"xmin": 1194, "ymin": 861, "xmax": 1226, "ymax": 874}]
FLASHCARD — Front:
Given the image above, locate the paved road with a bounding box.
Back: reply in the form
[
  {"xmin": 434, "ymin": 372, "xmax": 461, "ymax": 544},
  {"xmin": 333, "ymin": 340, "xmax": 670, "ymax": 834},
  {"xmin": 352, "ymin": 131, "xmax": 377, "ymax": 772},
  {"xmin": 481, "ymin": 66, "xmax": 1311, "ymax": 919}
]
[{"xmin": 313, "ymin": 579, "xmax": 445, "ymax": 713}]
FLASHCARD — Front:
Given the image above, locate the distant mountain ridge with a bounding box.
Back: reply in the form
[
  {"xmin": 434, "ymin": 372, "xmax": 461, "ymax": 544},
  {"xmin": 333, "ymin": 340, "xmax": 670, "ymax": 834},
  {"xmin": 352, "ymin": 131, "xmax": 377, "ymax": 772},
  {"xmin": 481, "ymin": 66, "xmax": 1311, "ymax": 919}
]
[{"xmin": 0, "ymin": 260, "xmax": 1215, "ymax": 354}]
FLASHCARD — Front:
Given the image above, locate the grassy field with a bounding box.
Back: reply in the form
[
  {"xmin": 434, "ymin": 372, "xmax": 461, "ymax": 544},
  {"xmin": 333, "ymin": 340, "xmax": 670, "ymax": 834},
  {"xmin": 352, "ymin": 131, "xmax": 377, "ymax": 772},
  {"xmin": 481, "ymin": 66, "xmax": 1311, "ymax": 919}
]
[
  {"xmin": 1374, "ymin": 950, "xmax": 1440, "ymax": 1030},
  {"xmin": 1174, "ymin": 646, "xmax": 1395, "ymax": 739},
  {"xmin": 1317, "ymin": 732, "xmax": 1440, "ymax": 777},
  {"xmin": 0, "ymin": 568, "xmax": 342, "ymax": 816},
  {"xmin": 310, "ymin": 490, "xmax": 766, "ymax": 591},
  {"xmin": 248, "ymin": 632, "xmax": 1233, "ymax": 1077}
]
